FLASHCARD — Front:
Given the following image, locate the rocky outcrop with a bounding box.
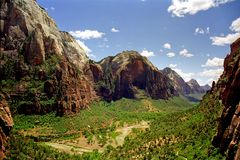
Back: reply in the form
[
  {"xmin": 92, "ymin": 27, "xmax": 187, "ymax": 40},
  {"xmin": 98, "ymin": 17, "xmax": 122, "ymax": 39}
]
[
  {"xmin": 162, "ymin": 67, "xmax": 192, "ymax": 95},
  {"xmin": 187, "ymin": 79, "xmax": 205, "ymax": 94},
  {"xmin": 212, "ymin": 37, "xmax": 240, "ymax": 160},
  {"xmin": 0, "ymin": 94, "xmax": 13, "ymax": 159},
  {"xmin": 91, "ymin": 51, "xmax": 177, "ymax": 101},
  {"xmin": 0, "ymin": 0, "xmax": 97, "ymax": 115}
]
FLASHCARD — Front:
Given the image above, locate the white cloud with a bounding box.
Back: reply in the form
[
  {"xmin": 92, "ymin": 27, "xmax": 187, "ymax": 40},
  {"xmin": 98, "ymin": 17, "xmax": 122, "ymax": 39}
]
[
  {"xmin": 210, "ymin": 32, "xmax": 240, "ymax": 46},
  {"xmin": 69, "ymin": 30, "xmax": 105, "ymax": 40},
  {"xmin": 195, "ymin": 27, "xmax": 210, "ymax": 35},
  {"xmin": 169, "ymin": 64, "xmax": 177, "ymax": 68},
  {"xmin": 163, "ymin": 43, "xmax": 171, "ymax": 49},
  {"xmin": 140, "ymin": 49, "xmax": 155, "ymax": 57},
  {"xmin": 211, "ymin": 17, "xmax": 240, "ymax": 46},
  {"xmin": 50, "ymin": 7, "xmax": 55, "ymax": 11},
  {"xmin": 206, "ymin": 27, "xmax": 210, "ymax": 34},
  {"xmin": 111, "ymin": 27, "xmax": 120, "ymax": 33},
  {"xmin": 202, "ymin": 57, "xmax": 224, "ymax": 67},
  {"xmin": 173, "ymin": 68, "xmax": 195, "ymax": 82},
  {"xmin": 179, "ymin": 49, "xmax": 194, "ymax": 57},
  {"xmin": 167, "ymin": 52, "xmax": 176, "ymax": 57},
  {"xmin": 76, "ymin": 40, "xmax": 92, "ymax": 53},
  {"xmin": 98, "ymin": 44, "xmax": 110, "ymax": 48},
  {"xmin": 141, "ymin": 0, "xmax": 146, "ymax": 2},
  {"xmin": 195, "ymin": 28, "xmax": 205, "ymax": 35},
  {"xmin": 230, "ymin": 17, "xmax": 240, "ymax": 32},
  {"xmin": 199, "ymin": 68, "xmax": 223, "ymax": 77},
  {"xmin": 168, "ymin": 0, "xmax": 234, "ymax": 17}
]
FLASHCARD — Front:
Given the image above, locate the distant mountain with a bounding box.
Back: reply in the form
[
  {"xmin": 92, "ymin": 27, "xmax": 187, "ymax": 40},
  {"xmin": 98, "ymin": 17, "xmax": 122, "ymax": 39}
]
[
  {"xmin": 90, "ymin": 51, "xmax": 177, "ymax": 101},
  {"xmin": 162, "ymin": 67, "xmax": 191, "ymax": 95},
  {"xmin": 187, "ymin": 79, "xmax": 205, "ymax": 94},
  {"xmin": 201, "ymin": 84, "xmax": 211, "ymax": 92},
  {"xmin": 162, "ymin": 68, "xmax": 209, "ymax": 96}
]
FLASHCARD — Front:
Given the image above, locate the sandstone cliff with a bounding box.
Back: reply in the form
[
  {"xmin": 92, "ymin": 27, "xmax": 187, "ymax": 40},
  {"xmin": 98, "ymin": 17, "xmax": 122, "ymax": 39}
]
[
  {"xmin": 0, "ymin": 94, "xmax": 13, "ymax": 159},
  {"xmin": 91, "ymin": 51, "xmax": 177, "ymax": 101},
  {"xmin": 0, "ymin": 0, "xmax": 97, "ymax": 115},
  {"xmin": 212, "ymin": 37, "xmax": 240, "ymax": 160}
]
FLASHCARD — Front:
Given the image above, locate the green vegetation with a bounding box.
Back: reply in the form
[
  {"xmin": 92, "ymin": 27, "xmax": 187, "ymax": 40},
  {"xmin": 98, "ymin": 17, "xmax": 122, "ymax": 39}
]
[{"xmin": 7, "ymin": 94, "xmax": 225, "ymax": 159}]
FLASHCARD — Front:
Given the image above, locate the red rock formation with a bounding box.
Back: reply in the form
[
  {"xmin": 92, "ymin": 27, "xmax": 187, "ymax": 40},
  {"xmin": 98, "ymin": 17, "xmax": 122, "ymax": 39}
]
[
  {"xmin": 212, "ymin": 37, "xmax": 240, "ymax": 160},
  {"xmin": 0, "ymin": 0, "xmax": 97, "ymax": 115},
  {"xmin": 0, "ymin": 94, "xmax": 13, "ymax": 159},
  {"xmin": 92, "ymin": 51, "xmax": 177, "ymax": 101}
]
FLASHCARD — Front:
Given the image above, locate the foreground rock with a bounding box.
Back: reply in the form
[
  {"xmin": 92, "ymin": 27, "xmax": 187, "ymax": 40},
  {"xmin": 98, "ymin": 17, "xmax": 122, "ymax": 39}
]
[
  {"xmin": 0, "ymin": 0, "xmax": 97, "ymax": 115},
  {"xmin": 0, "ymin": 94, "xmax": 13, "ymax": 159},
  {"xmin": 212, "ymin": 37, "xmax": 240, "ymax": 159}
]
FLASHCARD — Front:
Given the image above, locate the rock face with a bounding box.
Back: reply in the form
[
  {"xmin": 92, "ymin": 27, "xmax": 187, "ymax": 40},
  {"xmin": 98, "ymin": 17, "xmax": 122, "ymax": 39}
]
[
  {"xmin": 0, "ymin": 94, "xmax": 13, "ymax": 159},
  {"xmin": 162, "ymin": 67, "xmax": 192, "ymax": 95},
  {"xmin": 187, "ymin": 79, "xmax": 205, "ymax": 94},
  {"xmin": 0, "ymin": 0, "xmax": 97, "ymax": 115},
  {"xmin": 212, "ymin": 37, "xmax": 240, "ymax": 160},
  {"xmin": 91, "ymin": 51, "xmax": 177, "ymax": 101}
]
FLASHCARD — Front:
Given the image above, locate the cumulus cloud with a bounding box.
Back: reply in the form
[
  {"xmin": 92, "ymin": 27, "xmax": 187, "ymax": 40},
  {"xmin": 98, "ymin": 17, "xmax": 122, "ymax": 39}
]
[
  {"xmin": 230, "ymin": 17, "xmax": 240, "ymax": 32},
  {"xmin": 179, "ymin": 49, "xmax": 194, "ymax": 57},
  {"xmin": 202, "ymin": 57, "xmax": 224, "ymax": 67},
  {"xmin": 169, "ymin": 64, "xmax": 177, "ymax": 68},
  {"xmin": 168, "ymin": 0, "xmax": 234, "ymax": 17},
  {"xmin": 163, "ymin": 43, "xmax": 171, "ymax": 49},
  {"xmin": 172, "ymin": 68, "xmax": 195, "ymax": 82},
  {"xmin": 140, "ymin": 49, "xmax": 155, "ymax": 57},
  {"xmin": 76, "ymin": 40, "xmax": 92, "ymax": 53},
  {"xmin": 69, "ymin": 30, "xmax": 105, "ymax": 40},
  {"xmin": 211, "ymin": 32, "xmax": 240, "ymax": 46},
  {"xmin": 199, "ymin": 68, "xmax": 223, "ymax": 77},
  {"xmin": 211, "ymin": 17, "xmax": 240, "ymax": 46},
  {"xmin": 167, "ymin": 52, "xmax": 176, "ymax": 57},
  {"xmin": 111, "ymin": 27, "xmax": 120, "ymax": 33}
]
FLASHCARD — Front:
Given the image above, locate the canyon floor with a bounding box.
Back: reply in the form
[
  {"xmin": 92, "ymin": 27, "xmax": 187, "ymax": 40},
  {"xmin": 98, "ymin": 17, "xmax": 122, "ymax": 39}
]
[{"xmin": 6, "ymin": 94, "xmax": 225, "ymax": 159}]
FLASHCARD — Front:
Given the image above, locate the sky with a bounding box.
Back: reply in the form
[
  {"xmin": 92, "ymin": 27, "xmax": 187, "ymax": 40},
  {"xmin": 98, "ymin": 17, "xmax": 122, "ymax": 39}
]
[{"xmin": 38, "ymin": 0, "xmax": 240, "ymax": 85}]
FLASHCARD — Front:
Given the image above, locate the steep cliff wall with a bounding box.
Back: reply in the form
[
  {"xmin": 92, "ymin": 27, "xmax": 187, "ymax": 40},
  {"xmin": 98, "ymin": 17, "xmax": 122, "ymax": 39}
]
[
  {"xmin": 212, "ymin": 37, "xmax": 240, "ymax": 160},
  {"xmin": 0, "ymin": 0, "xmax": 97, "ymax": 115}
]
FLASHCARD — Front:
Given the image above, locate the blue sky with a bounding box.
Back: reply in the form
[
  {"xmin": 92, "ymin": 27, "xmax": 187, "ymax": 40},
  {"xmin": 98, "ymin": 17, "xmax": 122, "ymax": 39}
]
[{"xmin": 38, "ymin": 0, "xmax": 240, "ymax": 85}]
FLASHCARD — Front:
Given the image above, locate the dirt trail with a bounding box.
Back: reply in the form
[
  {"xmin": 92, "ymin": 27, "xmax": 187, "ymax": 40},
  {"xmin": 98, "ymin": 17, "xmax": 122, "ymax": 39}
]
[
  {"xmin": 43, "ymin": 121, "xmax": 149, "ymax": 155},
  {"xmin": 115, "ymin": 121, "xmax": 149, "ymax": 146}
]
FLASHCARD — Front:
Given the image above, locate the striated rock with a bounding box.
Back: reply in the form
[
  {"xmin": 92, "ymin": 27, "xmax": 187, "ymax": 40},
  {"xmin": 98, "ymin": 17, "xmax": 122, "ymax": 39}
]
[
  {"xmin": 0, "ymin": 94, "xmax": 13, "ymax": 159},
  {"xmin": 91, "ymin": 51, "xmax": 177, "ymax": 101},
  {"xmin": 55, "ymin": 60, "xmax": 97, "ymax": 116},
  {"xmin": 212, "ymin": 37, "xmax": 240, "ymax": 160}
]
